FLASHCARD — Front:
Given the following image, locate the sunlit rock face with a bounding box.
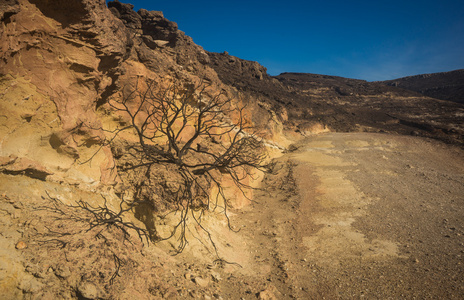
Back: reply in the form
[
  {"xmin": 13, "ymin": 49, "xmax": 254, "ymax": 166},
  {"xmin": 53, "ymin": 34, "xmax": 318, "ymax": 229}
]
[
  {"xmin": 0, "ymin": 0, "xmax": 132, "ymax": 185},
  {"xmin": 0, "ymin": 0, "xmax": 284, "ymax": 204}
]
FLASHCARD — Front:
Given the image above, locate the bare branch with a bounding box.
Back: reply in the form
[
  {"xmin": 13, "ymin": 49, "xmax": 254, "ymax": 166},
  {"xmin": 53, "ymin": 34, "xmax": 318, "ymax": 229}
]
[{"xmin": 85, "ymin": 78, "xmax": 271, "ymax": 258}]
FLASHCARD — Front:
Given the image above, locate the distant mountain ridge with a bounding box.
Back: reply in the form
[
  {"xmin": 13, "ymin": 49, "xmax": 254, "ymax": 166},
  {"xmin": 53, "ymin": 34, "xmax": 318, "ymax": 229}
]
[{"xmin": 380, "ymin": 69, "xmax": 464, "ymax": 104}]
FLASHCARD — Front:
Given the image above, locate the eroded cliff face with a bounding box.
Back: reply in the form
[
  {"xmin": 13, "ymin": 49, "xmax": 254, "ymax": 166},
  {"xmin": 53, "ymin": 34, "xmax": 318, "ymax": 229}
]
[
  {"xmin": 1, "ymin": 1, "xmax": 286, "ymax": 297},
  {"xmin": 0, "ymin": 0, "xmax": 287, "ymax": 192},
  {"xmin": 0, "ymin": 0, "xmax": 131, "ymax": 186}
]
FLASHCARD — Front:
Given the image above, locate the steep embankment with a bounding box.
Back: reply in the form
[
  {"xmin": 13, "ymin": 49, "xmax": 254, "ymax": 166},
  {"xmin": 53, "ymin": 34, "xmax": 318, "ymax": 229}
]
[
  {"xmin": 381, "ymin": 69, "xmax": 464, "ymax": 104},
  {"xmin": 0, "ymin": 0, "xmax": 288, "ymax": 188}
]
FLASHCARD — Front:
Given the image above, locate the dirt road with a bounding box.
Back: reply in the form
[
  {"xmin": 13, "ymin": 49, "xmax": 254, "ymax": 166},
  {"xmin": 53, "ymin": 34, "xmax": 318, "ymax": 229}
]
[{"xmin": 220, "ymin": 132, "xmax": 464, "ymax": 299}]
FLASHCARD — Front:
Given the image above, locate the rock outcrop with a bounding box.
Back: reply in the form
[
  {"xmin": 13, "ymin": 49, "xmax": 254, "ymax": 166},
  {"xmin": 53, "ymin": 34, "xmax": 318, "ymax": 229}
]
[
  {"xmin": 0, "ymin": 0, "xmax": 132, "ymax": 185},
  {"xmin": 0, "ymin": 0, "xmax": 275, "ymax": 189}
]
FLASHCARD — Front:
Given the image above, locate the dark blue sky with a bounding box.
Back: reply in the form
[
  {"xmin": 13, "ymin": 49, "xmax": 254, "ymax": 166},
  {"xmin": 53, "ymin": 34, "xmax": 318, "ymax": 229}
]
[{"xmin": 110, "ymin": 0, "xmax": 464, "ymax": 81}]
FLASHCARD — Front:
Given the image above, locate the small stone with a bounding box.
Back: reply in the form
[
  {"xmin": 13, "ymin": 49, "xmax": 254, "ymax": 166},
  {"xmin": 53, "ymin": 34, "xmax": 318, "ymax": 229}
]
[
  {"xmin": 163, "ymin": 286, "xmax": 178, "ymax": 299},
  {"xmin": 55, "ymin": 265, "xmax": 72, "ymax": 279},
  {"xmin": 258, "ymin": 289, "xmax": 277, "ymax": 300},
  {"xmin": 18, "ymin": 275, "xmax": 44, "ymax": 293},
  {"xmin": 193, "ymin": 276, "xmax": 210, "ymax": 288},
  {"xmin": 26, "ymin": 264, "xmax": 47, "ymax": 279},
  {"xmin": 78, "ymin": 281, "xmax": 99, "ymax": 299},
  {"xmin": 154, "ymin": 40, "xmax": 169, "ymax": 47},
  {"xmin": 211, "ymin": 272, "xmax": 221, "ymax": 282},
  {"xmin": 15, "ymin": 241, "xmax": 27, "ymax": 249}
]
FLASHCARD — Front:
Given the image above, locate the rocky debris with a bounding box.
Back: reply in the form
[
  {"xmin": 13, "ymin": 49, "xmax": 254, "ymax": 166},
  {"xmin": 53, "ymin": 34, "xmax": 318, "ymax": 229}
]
[
  {"xmin": 257, "ymin": 287, "xmax": 278, "ymax": 300},
  {"xmin": 18, "ymin": 275, "xmax": 45, "ymax": 294},
  {"xmin": 107, "ymin": 0, "xmax": 217, "ymax": 84},
  {"xmin": 107, "ymin": 0, "xmax": 142, "ymax": 29},
  {"xmin": 139, "ymin": 8, "xmax": 178, "ymax": 46},
  {"xmin": 54, "ymin": 265, "xmax": 72, "ymax": 279},
  {"xmin": 209, "ymin": 51, "xmax": 269, "ymax": 84},
  {"xmin": 193, "ymin": 276, "xmax": 210, "ymax": 288},
  {"xmin": 0, "ymin": 175, "xmax": 205, "ymax": 299}
]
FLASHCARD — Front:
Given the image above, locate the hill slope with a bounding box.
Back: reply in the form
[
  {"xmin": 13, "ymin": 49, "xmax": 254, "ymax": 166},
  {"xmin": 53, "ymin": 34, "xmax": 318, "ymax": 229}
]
[
  {"xmin": 380, "ymin": 69, "xmax": 464, "ymax": 104},
  {"xmin": 208, "ymin": 52, "xmax": 464, "ymax": 145}
]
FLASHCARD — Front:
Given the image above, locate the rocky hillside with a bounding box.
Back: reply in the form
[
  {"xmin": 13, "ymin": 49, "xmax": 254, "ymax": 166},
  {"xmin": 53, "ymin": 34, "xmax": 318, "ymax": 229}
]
[
  {"xmin": 1, "ymin": 0, "xmax": 464, "ymax": 299},
  {"xmin": 0, "ymin": 0, "xmax": 289, "ymax": 297},
  {"xmin": 380, "ymin": 69, "xmax": 464, "ymax": 104},
  {"xmin": 0, "ymin": 0, "xmax": 285, "ymax": 188},
  {"xmin": 209, "ymin": 52, "xmax": 464, "ymax": 145}
]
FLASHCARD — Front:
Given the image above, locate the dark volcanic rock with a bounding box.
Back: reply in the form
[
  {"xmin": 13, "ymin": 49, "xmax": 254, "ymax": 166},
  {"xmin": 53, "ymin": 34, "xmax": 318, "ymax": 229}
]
[
  {"xmin": 139, "ymin": 8, "xmax": 178, "ymax": 46},
  {"xmin": 108, "ymin": 0, "xmax": 142, "ymax": 29},
  {"xmin": 208, "ymin": 51, "xmax": 270, "ymax": 84},
  {"xmin": 275, "ymin": 73, "xmax": 464, "ymax": 145},
  {"xmin": 108, "ymin": 0, "xmax": 179, "ymax": 47},
  {"xmin": 380, "ymin": 69, "xmax": 464, "ymax": 104}
]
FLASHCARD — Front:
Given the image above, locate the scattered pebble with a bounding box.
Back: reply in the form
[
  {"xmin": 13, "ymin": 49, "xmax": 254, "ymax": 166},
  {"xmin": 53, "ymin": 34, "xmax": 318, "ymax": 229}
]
[
  {"xmin": 193, "ymin": 276, "xmax": 210, "ymax": 288},
  {"xmin": 77, "ymin": 281, "xmax": 99, "ymax": 299},
  {"xmin": 15, "ymin": 241, "xmax": 27, "ymax": 250}
]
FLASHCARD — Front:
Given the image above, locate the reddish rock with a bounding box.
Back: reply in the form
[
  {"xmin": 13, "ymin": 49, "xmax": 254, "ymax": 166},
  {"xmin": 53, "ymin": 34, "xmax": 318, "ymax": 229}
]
[
  {"xmin": 15, "ymin": 241, "xmax": 27, "ymax": 250},
  {"xmin": 0, "ymin": 155, "xmax": 53, "ymax": 180}
]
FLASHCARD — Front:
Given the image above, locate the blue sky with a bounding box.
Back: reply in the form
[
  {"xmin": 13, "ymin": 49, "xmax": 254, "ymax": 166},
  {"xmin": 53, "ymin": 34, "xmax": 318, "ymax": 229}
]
[{"xmin": 109, "ymin": 0, "xmax": 464, "ymax": 81}]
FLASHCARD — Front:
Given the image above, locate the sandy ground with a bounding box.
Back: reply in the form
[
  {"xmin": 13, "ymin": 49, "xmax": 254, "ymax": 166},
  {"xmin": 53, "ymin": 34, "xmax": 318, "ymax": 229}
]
[
  {"xmin": 218, "ymin": 132, "xmax": 464, "ymax": 299},
  {"xmin": 1, "ymin": 132, "xmax": 464, "ymax": 299}
]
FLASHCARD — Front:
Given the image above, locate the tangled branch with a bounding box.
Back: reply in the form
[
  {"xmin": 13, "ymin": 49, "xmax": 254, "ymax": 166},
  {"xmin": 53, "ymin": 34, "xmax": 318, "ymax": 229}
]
[{"xmin": 100, "ymin": 78, "xmax": 272, "ymax": 254}]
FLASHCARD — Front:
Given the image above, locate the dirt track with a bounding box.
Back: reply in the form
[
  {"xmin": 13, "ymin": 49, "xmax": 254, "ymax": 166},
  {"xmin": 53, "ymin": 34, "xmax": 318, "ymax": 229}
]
[{"xmin": 220, "ymin": 132, "xmax": 464, "ymax": 299}]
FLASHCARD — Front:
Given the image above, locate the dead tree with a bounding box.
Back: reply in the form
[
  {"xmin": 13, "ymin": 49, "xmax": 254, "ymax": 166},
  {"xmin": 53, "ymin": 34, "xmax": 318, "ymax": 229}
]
[{"xmin": 105, "ymin": 78, "xmax": 270, "ymax": 253}]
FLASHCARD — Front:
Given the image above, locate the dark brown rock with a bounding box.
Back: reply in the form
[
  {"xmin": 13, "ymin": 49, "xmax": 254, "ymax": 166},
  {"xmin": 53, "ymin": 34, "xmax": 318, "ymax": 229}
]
[
  {"xmin": 0, "ymin": 0, "xmax": 19, "ymax": 21},
  {"xmin": 108, "ymin": 0, "xmax": 142, "ymax": 29}
]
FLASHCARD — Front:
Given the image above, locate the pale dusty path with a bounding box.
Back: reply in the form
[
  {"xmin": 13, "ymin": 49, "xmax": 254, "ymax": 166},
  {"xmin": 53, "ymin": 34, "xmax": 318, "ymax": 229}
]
[{"xmin": 222, "ymin": 132, "xmax": 464, "ymax": 299}]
